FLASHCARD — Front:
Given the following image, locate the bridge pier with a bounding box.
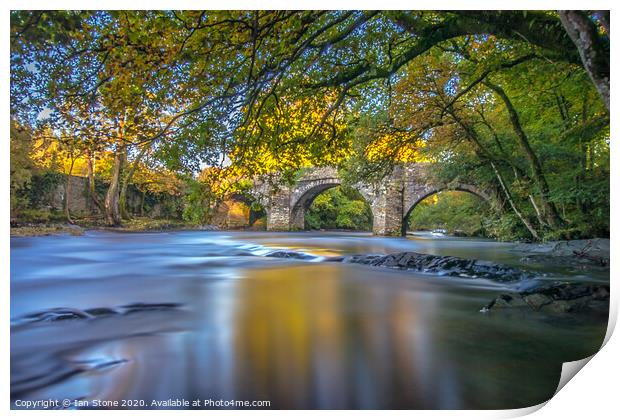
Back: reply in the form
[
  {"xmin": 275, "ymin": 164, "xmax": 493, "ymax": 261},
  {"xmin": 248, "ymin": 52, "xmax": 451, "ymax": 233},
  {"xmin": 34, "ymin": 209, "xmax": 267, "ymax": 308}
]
[
  {"xmin": 368, "ymin": 188, "xmax": 405, "ymax": 236},
  {"xmin": 264, "ymin": 188, "xmax": 292, "ymax": 231},
  {"xmin": 289, "ymin": 204, "xmax": 306, "ymax": 230}
]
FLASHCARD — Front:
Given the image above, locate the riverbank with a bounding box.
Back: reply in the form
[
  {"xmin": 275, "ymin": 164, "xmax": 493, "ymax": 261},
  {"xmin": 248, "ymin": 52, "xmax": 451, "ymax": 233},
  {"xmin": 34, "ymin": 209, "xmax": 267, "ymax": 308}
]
[
  {"xmin": 512, "ymin": 238, "xmax": 610, "ymax": 269},
  {"xmin": 9, "ymin": 218, "xmax": 209, "ymax": 237}
]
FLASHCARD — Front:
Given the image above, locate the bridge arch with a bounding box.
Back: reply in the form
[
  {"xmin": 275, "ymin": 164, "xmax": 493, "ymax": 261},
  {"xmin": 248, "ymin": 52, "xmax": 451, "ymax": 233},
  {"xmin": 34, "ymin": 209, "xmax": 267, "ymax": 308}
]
[
  {"xmin": 289, "ymin": 179, "xmax": 374, "ymax": 231},
  {"xmin": 402, "ymin": 184, "xmax": 492, "ymax": 235},
  {"xmin": 228, "ymin": 192, "xmax": 267, "ymax": 227},
  {"xmin": 211, "ymin": 192, "xmax": 267, "ymax": 228}
]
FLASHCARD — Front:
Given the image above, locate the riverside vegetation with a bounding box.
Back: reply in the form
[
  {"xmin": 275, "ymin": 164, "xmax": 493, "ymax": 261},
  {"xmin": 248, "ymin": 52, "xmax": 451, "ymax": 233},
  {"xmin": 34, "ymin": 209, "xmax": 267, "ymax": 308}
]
[{"xmin": 10, "ymin": 11, "xmax": 609, "ymax": 242}]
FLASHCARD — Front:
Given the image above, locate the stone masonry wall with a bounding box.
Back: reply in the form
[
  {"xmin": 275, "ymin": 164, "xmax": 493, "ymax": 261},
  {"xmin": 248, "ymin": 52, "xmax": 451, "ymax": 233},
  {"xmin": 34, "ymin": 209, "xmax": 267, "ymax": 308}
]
[{"xmin": 35, "ymin": 174, "xmax": 168, "ymax": 218}]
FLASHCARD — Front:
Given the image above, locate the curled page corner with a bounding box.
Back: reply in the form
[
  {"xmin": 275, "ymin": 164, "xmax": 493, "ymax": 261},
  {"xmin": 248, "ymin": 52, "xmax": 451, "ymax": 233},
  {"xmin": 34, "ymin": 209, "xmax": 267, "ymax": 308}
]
[
  {"xmin": 529, "ymin": 298, "xmax": 616, "ymax": 414},
  {"xmin": 554, "ymin": 355, "xmax": 595, "ymax": 396},
  {"xmin": 501, "ymin": 400, "xmax": 548, "ymax": 418},
  {"xmin": 601, "ymin": 293, "xmax": 618, "ymax": 348}
]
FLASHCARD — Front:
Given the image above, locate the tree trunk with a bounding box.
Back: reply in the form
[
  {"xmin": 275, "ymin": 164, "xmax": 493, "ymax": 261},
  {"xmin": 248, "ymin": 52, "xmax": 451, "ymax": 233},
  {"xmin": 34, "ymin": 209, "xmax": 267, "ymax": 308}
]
[
  {"xmin": 119, "ymin": 143, "xmax": 150, "ymax": 220},
  {"xmin": 104, "ymin": 144, "xmax": 125, "ymax": 226},
  {"xmin": 64, "ymin": 156, "xmax": 76, "ymax": 224},
  {"xmin": 118, "ymin": 153, "xmax": 130, "ymax": 220},
  {"xmin": 483, "ymin": 113, "xmax": 548, "ymax": 229},
  {"xmin": 140, "ymin": 190, "xmax": 146, "ymax": 217},
  {"xmin": 485, "ymin": 81, "xmax": 564, "ymax": 228},
  {"xmin": 510, "ymin": 166, "xmax": 547, "ymax": 229},
  {"xmin": 558, "ymin": 11, "xmax": 610, "ymax": 111},
  {"xmin": 87, "ymin": 150, "xmax": 104, "ymax": 213},
  {"xmin": 447, "ymin": 108, "xmax": 540, "ymax": 239},
  {"xmin": 491, "ymin": 162, "xmax": 540, "ymax": 240}
]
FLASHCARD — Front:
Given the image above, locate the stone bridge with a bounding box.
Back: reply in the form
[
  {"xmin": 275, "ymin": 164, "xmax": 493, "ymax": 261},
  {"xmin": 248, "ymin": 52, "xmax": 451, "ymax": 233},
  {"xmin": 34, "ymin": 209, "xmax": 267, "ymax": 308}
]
[{"xmin": 250, "ymin": 163, "xmax": 492, "ymax": 236}]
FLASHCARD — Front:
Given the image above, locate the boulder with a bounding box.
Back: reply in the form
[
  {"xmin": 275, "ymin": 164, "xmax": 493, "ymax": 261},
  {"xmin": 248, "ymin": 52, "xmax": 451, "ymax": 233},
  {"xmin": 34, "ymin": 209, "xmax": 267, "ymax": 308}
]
[
  {"xmin": 347, "ymin": 252, "xmax": 529, "ymax": 282},
  {"xmin": 482, "ymin": 283, "xmax": 609, "ymax": 314},
  {"xmin": 523, "ymin": 293, "xmax": 553, "ymax": 310},
  {"xmin": 265, "ymin": 250, "xmax": 316, "ymax": 260}
]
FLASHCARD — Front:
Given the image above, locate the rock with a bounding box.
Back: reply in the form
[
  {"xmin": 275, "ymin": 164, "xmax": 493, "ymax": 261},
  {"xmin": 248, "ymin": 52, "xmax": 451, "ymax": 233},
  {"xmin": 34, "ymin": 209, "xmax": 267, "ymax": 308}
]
[
  {"xmin": 346, "ymin": 252, "xmax": 529, "ymax": 282},
  {"xmin": 480, "ymin": 293, "xmax": 529, "ymax": 312},
  {"xmin": 592, "ymin": 287, "xmax": 610, "ymax": 299},
  {"xmin": 84, "ymin": 307, "xmax": 120, "ymax": 317},
  {"xmin": 493, "ymin": 293, "xmax": 529, "ymax": 308},
  {"xmin": 121, "ymin": 302, "xmax": 182, "ymax": 314},
  {"xmin": 12, "ymin": 303, "xmax": 184, "ymax": 327},
  {"xmin": 520, "ymin": 254, "xmax": 608, "ymax": 269},
  {"xmin": 482, "ymin": 283, "xmax": 609, "ymax": 315},
  {"xmin": 265, "ymin": 250, "xmax": 316, "ymax": 260},
  {"xmin": 12, "ymin": 308, "xmax": 93, "ymax": 325},
  {"xmin": 523, "ymin": 293, "xmax": 553, "ymax": 310},
  {"xmin": 514, "ymin": 238, "xmax": 609, "ymax": 268}
]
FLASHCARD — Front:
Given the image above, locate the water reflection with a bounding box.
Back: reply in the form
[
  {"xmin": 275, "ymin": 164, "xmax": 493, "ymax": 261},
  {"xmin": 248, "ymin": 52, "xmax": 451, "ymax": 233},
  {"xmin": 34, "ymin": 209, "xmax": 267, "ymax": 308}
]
[{"xmin": 10, "ymin": 231, "xmax": 608, "ymax": 409}]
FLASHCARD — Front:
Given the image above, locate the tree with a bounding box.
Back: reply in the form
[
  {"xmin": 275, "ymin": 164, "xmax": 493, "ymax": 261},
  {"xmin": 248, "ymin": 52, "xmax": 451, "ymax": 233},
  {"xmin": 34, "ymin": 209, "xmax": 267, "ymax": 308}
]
[
  {"xmin": 559, "ymin": 11, "xmax": 610, "ymax": 110},
  {"xmin": 10, "ymin": 121, "xmax": 35, "ymax": 218},
  {"xmin": 10, "ymin": 11, "xmax": 609, "ymax": 238},
  {"xmin": 359, "ymin": 39, "xmax": 608, "ymax": 239},
  {"xmin": 11, "ymin": 11, "xmax": 201, "ymax": 225}
]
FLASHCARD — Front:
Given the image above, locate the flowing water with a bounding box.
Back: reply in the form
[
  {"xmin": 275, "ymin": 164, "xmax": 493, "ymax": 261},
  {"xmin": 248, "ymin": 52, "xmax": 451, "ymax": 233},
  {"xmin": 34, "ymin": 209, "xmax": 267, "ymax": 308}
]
[{"xmin": 10, "ymin": 231, "xmax": 608, "ymax": 409}]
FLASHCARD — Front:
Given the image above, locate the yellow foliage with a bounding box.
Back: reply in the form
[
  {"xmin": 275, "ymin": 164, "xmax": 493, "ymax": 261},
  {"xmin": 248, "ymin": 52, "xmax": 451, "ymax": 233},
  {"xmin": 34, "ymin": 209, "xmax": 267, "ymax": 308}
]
[
  {"xmin": 364, "ymin": 133, "xmax": 428, "ymax": 163},
  {"xmin": 29, "ymin": 133, "xmax": 90, "ymax": 175},
  {"xmin": 231, "ymin": 92, "xmax": 351, "ymax": 176}
]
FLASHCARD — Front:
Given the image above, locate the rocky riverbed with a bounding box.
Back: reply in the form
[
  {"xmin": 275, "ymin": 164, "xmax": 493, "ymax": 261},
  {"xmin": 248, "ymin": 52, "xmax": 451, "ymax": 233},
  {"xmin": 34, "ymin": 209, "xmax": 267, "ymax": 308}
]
[
  {"xmin": 344, "ymin": 252, "xmax": 530, "ymax": 282},
  {"xmin": 269, "ymin": 249, "xmax": 534, "ymax": 282},
  {"xmin": 266, "ymin": 242, "xmax": 609, "ymax": 315},
  {"xmin": 481, "ymin": 282, "xmax": 609, "ymax": 315}
]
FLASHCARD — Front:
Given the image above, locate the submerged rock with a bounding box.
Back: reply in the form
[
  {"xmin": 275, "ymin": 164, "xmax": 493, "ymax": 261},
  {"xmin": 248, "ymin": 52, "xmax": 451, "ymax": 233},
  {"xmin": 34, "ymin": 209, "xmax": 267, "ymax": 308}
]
[
  {"xmin": 523, "ymin": 293, "xmax": 553, "ymax": 310},
  {"xmin": 485, "ymin": 293, "xmax": 529, "ymax": 309},
  {"xmin": 345, "ymin": 252, "xmax": 530, "ymax": 282},
  {"xmin": 121, "ymin": 302, "xmax": 183, "ymax": 314},
  {"xmin": 482, "ymin": 283, "xmax": 609, "ymax": 314},
  {"xmin": 12, "ymin": 302, "xmax": 183, "ymax": 327},
  {"xmin": 14, "ymin": 308, "xmax": 93, "ymax": 325},
  {"xmin": 84, "ymin": 307, "xmax": 120, "ymax": 317},
  {"xmin": 264, "ymin": 250, "xmax": 316, "ymax": 260}
]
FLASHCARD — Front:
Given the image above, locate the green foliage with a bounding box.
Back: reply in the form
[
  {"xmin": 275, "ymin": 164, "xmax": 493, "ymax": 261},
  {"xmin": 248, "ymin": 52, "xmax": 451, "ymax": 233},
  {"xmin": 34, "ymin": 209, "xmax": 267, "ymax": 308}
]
[
  {"xmin": 27, "ymin": 172, "xmax": 65, "ymax": 208},
  {"xmin": 158, "ymin": 196, "xmax": 184, "ymax": 220},
  {"xmin": 482, "ymin": 212, "xmax": 533, "ymax": 242},
  {"xmin": 15, "ymin": 209, "xmax": 52, "ymax": 224},
  {"xmin": 10, "ymin": 122, "xmax": 35, "ymax": 215},
  {"xmin": 181, "ymin": 179, "xmax": 215, "ymax": 225},
  {"xmin": 407, "ymin": 192, "xmax": 489, "ymax": 236},
  {"xmin": 305, "ymin": 186, "xmax": 372, "ymax": 231},
  {"xmin": 12, "ymin": 170, "xmax": 65, "ymax": 221},
  {"xmin": 17, "ymin": 208, "xmax": 68, "ymax": 224}
]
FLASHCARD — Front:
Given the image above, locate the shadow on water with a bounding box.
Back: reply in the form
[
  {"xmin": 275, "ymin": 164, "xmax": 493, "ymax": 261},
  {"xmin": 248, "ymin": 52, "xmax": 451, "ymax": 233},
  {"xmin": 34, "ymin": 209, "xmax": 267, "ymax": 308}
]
[{"xmin": 10, "ymin": 231, "xmax": 608, "ymax": 409}]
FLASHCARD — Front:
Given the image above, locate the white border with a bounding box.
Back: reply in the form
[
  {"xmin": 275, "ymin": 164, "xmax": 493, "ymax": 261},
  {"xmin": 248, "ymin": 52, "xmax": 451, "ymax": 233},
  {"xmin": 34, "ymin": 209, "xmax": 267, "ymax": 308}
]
[{"xmin": 3, "ymin": 2, "xmax": 617, "ymax": 419}]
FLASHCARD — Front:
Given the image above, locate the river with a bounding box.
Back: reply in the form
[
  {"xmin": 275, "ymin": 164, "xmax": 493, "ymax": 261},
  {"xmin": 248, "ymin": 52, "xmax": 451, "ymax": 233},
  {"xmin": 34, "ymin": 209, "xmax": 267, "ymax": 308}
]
[{"xmin": 10, "ymin": 231, "xmax": 608, "ymax": 409}]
